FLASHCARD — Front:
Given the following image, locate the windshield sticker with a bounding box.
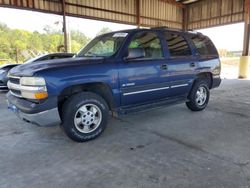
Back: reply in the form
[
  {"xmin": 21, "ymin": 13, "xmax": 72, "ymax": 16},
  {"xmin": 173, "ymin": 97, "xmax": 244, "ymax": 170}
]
[{"xmin": 113, "ymin": 33, "xmax": 128, "ymax": 37}]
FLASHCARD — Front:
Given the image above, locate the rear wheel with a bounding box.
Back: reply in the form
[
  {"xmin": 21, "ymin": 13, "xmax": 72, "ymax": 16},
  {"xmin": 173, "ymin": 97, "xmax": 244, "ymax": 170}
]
[
  {"xmin": 62, "ymin": 92, "xmax": 109, "ymax": 142},
  {"xmin": 186, "ymin": 80, "xmax": 210, "ymax": 111}
]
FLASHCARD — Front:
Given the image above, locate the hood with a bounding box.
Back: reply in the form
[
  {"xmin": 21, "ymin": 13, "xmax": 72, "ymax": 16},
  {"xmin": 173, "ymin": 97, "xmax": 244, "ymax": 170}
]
[{"xmin": 9, "ymin": 57, "xmax": 104, "ymax": 77}]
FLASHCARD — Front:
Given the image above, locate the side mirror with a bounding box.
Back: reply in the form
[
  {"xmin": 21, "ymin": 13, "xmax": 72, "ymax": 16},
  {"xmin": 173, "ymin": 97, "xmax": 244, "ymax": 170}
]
[{"xmin": 125, "ymin": 48, "xmax": 145, "ymax": 60}]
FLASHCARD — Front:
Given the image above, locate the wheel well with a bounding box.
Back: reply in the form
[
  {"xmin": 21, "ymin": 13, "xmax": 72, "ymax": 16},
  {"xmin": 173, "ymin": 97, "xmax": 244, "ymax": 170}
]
[
  {"xmin": 58, "ymin": 83, "xmax": 116, "ymax": 116},
  {"xmin": 196, "ymin": 72, "xmax": 212, "ymax": 89}
]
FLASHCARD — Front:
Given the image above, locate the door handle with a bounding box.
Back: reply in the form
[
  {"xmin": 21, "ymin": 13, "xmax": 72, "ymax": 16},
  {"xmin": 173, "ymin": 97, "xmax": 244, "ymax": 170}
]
[
  {"xmin": 161, "ymin": 64, "xmax": 168, "ymax": 70},
  {"xmin": 190, "ymin": 62, "xmax": 196, "ymax": 67}
]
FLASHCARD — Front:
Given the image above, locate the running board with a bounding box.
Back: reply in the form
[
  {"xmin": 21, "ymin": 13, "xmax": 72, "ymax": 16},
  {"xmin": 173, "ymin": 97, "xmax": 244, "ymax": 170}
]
[{"xmin": 118, "ymin": 96, "xmax": 187, "ymax": 115}]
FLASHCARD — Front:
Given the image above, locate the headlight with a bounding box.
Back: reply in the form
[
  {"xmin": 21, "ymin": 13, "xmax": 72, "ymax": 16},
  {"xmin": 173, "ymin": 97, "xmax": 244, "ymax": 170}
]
[
  {"xmin": 20, "ymin": 77, "xmax": 46, "ymax": 86},
  {"xmin": 19, "ymin": 77, "xmax": 48, "ymax": 99}
]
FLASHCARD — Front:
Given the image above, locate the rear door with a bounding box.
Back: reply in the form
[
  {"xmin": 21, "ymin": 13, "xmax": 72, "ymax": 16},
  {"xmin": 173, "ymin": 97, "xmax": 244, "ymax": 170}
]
[
  {"xmin": 119, "ymin": 31, "xmax": 170, "ymax": 106},
  {"xmin": 163, "ymin": 32, "xmax": 196, "ymax": 97}
]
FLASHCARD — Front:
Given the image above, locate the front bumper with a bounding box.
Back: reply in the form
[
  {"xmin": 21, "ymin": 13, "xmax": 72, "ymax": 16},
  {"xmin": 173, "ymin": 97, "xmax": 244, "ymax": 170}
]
[{"xmin": 6, "ymin": 92, "xmax": 61, "ymax": 126}]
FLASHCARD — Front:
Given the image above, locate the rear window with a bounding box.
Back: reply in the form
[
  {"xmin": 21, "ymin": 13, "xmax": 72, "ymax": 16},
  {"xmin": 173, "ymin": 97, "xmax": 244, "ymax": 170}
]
[
  {"xmin": 164, "ymin": 33, "xmax": 192, "ymax": 57},
  {"xmin": 190, "ymin": 35, "xmax": 218, "ymax": 56}
]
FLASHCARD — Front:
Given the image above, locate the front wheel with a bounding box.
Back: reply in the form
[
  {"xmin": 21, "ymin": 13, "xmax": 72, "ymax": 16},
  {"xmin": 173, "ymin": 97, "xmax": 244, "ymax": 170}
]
[
  {"xmin": 186, "ymin": 80, "xmax": 210, "ymax": 111},
  {"xmin": 62, "ymin": 92, "xmax": 109, "ymax": 142}
]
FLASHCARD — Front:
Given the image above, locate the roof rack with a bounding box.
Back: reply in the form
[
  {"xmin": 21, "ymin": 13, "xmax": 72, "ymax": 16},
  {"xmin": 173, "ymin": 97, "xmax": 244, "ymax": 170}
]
[
  {"xmin": 151, "ymin": 26, "xmax": 183, "ymax": 31},
  {"xmin": 150, "ymin": 26, "xmax": 170, "ymax": 30},
  {"xmin": 151, "ymin": 26, "xmax": 186, "ymax": 32},
  {"xmin": 150, "ymin": 27, "xmax": 202, "ymax": 35}
]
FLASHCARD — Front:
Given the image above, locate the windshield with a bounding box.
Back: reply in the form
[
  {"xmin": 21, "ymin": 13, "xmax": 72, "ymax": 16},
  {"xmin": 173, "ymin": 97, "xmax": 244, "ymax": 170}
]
[
  {"xmin": 77, "ymin": 32, "xmax": 128, "ymax": 57},
  {"xmin": 24, "ymin": 54, "xmax": 46, "ymax": 64}
]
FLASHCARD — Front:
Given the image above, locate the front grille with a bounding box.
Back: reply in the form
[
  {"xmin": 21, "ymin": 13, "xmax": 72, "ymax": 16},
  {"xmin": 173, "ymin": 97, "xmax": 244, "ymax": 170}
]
[
  {"xmin": 9, "ymin": 76, "xmax": 20, "ymax": 85},
  {"xmin": 8, "ymin": 75, "xmax": 22, "ymax": 97}
]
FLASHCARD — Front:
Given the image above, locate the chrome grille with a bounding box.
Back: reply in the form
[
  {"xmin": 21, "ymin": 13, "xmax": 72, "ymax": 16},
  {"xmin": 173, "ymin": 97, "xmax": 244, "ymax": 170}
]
[
  {"xmin": 8, "ymin": 75, "xmax": 22, "ymax": 98},
  {"xmin": 9, "ymin": 76, "xmax": 20, "ymax": 85}
]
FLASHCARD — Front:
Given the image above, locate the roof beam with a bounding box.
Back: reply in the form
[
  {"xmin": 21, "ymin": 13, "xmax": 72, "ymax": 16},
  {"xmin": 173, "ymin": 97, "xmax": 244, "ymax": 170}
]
[{"xmin": 160, "ymin": 0, "xmax": 186, "ymax": 8}]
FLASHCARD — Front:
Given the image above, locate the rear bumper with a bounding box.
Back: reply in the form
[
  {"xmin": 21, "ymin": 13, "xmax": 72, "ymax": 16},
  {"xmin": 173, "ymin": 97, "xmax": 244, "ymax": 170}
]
[
  {"xmin": 6, "ymin": 92, "xmax": 61, "ymax": 126},
  {"xmin": 211, "ymin": 75, "xmax": 221, "ymax": 89}
]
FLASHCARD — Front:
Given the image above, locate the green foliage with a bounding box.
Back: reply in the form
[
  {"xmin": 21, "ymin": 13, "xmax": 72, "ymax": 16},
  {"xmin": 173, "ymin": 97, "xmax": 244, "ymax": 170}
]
[
  {"xmin": 0, "ymin": 23, "xmax": 112, "ymax": 63},
  {"xmin": 0, "ymin": 22, "xmax": 91, "ymax": 63},
  {"xmin": 71, "ymin": 30, "xmax": 91, "ymax": 46},
  {"xmin": 96, "ymin": 27, "xmax": 112, "ymax": 36}
]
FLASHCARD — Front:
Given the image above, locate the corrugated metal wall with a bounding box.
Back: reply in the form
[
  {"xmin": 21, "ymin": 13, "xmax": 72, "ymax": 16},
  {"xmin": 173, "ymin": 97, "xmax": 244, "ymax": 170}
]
[
  {"xmin": 65, "ymin": 0, "xmax": 136, "ymax": 25},
  {"xmin": 0, "ymin": 0, "xmax": 183, "ymax": 28},
  {"xmin": 187, "ymin": 0, "xmax": 244, "ymax": 29},
  {"xmin": 0, "ymin": 0, "xmax": 62, "ymax": 13},
  {"xmin": 140, "ymin": 0, "xmax": 182, "ymax": 28}
]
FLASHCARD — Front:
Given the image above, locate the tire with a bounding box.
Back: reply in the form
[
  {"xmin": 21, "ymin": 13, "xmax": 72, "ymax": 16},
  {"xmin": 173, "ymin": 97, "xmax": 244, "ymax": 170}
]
[
  {"xmin": 186, "ymin": 79, "xmax": 210, "ymax": 111},
  {"xmin": 61, "ymin": 92, "xmax": 109, "ymax": 142}
]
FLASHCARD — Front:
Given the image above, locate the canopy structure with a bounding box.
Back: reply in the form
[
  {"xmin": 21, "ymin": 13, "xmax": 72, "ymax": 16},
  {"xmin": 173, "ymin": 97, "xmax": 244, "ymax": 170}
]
[
  {"xmin": 0, "ymin": 0, "xmax": 245, "ymax": 29},
  {"xmin": 0, "ymin": 0, "xmax": 250, "ymax": 77}
]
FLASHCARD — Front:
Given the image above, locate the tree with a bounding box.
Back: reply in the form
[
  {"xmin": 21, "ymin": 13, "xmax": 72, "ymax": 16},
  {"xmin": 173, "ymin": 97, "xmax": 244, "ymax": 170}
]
[
  {"xmin": 96, "ymin": 27, "xmax": 112, "ymax": 36},
  {"xmin": 70, "ymin": 30, "xmax": 91, "ymax": 49},
  {"xmin": 0, "ymin": 22, "xmax": 8, "ymax": 31},
  {"xmin": 0, "ymin": 23, "xmax": 93, "ymax": 63}
]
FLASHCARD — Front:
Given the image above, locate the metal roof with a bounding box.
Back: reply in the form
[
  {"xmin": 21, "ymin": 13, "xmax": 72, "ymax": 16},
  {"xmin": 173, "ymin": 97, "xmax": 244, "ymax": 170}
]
[{"xmin": 0, "ymin": 0, "xmax": 245, "ymax": 30}]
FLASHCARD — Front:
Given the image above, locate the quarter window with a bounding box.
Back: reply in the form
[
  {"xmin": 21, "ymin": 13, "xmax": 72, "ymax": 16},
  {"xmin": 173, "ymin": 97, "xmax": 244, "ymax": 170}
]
[
  {"xmin": 164, "ymin": 33, "xmax": 192, "ymax": 57},
  {"xmin": 129, "ymin": 32, "xmax": 163, "ymax": 59},
  {"xmin": 191, "ymin": 35, "xmax": 218, "ymax": 56}
]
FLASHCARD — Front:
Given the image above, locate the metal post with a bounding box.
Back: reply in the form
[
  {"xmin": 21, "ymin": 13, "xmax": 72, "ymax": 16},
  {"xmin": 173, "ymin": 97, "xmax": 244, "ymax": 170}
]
[
  {"xmin": 15, "ymin": 47, "xmax": 18, "ymax": 64},
  {"xmin": 239, "ymin": 0, "xmax": 250, "ymax": 78},
  {"xmin": 242, "ymin": 21, "xmax": 250, "ymax": 56},
  {"xmin": 243, "ymin": 0, "xmax": 250, "ymax": 56},
  {"xmin": 136, "ymin": 0, "xmax": 140, "ymax": 28},
  {"xmin": 62, "ymin": 0, "xmax": 68, "ymax": 52},
  {"xmin": 182, "ymin": 7, "xmax": 188, "ymax": 31}
]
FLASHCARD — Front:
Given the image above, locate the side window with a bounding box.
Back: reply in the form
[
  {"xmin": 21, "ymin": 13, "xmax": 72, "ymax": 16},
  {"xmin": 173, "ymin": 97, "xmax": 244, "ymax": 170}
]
[
  {"xmin": 129, "ymin": 32, "xmax": 163, "ymax": 59},
  {"xmin": 191, "ymin": 35, "xmax": 218, "ymax": 56},
  {"xmin": 164, "ymin": 33, "xmax": 192, "ymax": 57}
]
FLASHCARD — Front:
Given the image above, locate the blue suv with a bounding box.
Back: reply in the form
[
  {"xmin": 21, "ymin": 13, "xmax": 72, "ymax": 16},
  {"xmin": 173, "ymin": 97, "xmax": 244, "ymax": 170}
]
[{"xmin": 7, "ymin": 28, "xmax": 221, "ymax": 142}]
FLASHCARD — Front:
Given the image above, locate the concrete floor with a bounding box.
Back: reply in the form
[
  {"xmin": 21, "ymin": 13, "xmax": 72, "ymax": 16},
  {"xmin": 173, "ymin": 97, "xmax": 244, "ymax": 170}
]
[{"xmin": 1, "ymin": 79, "xmax": 250, "ymax": 188}]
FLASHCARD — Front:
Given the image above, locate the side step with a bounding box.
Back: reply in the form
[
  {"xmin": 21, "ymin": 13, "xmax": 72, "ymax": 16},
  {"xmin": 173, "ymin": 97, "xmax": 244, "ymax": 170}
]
[{"xmin": 118, "ymin": 96, "xmax": 187, "ymax": 115}]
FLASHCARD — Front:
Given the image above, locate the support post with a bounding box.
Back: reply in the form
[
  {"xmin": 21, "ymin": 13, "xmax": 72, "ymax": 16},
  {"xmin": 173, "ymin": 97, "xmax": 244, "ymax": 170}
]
[
  {"xmin": 242, "ymin": 22, "xmax": 250, "ymax": 56},
  {"xmin": 136, "ymin": 0, "xmax": 140, "ymax": 28},
  {"xmin": 15, "ymin": 47, "xmax": 18, "ymax": 64},
  {"xmin": 239, "ymin": 0, "xmax": 250, "ymax": 78},
  {"xmin": 62, "ymin": 0, "xmax": 68, "ymax": 52},
  {"xmin": 182, "ymin": 7, "xmax": 188, "ymax": 31}
]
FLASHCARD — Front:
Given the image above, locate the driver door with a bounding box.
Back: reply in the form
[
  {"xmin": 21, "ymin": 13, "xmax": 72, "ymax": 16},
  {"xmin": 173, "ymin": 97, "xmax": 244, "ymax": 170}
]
[{"xmin": 119, "ymin": 31, "xmax": 170, "ymax": 106}]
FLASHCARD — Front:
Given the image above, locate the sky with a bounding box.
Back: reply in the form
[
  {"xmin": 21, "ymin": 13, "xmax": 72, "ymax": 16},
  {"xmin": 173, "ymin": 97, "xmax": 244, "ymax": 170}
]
[{"xmin": 0, "ymin": 7, "xmax": 244, "ymax": 51}]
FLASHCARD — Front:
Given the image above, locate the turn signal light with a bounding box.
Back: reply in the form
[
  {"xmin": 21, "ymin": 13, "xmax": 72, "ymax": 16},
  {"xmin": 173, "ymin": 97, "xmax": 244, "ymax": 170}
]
[{"xmin": 34, "ymin": 92, "xmax": 48, "ymax": 99}]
